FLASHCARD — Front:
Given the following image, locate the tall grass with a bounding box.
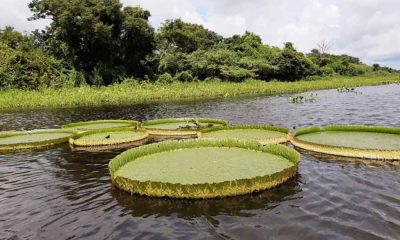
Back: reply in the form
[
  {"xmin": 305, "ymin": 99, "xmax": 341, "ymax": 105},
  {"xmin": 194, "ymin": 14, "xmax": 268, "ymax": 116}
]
[{"xmin": 0, "ymin": 74, "xmax": 399, "ymax": 110}]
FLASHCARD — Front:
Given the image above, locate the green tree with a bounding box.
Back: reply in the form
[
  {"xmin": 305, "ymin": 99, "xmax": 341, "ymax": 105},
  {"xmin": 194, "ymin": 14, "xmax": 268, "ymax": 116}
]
[
  {"xmin": 157, "ymin": 19, "xmax": 222, "ymax": 54},
  {"xmin": 222, "ymin": 32, "xmax": 280, "ymax": 80},
  {"xmin": 187, "ymin": 48, "xmax": 255, "ymax": 82},
  {"xmin": 274, "ymin": 42, "xmax": 317, "ymax": 81},
  {"xmin": 29, "ymin": 0, "xmax": 155, "ymax": 85},
  {"xmin": 0, "ymin": 27, "xmax": 27, "ymax": 49}
]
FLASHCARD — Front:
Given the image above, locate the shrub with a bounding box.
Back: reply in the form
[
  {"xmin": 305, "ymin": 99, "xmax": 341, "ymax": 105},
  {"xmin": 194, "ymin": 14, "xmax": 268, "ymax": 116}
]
[
  {"xmin": 220, "ymin": 65, "xmax": 256, "ymax": 82},
  {"xmin": 274, "ymin": 42, "xmax": 317, "ymax": 81},
  {"xmin": 318, "ymin": 65, "xmax": 335, "ymax": 76},
  {"xmin": 175, "ymin": 70, "xmax": 194, "ymax": 82},
  {"xmin": 0, "ymin": 42, "xmax": 67, "ymax": 90},
  {"xmin": 156, "ymin": 72, "xmax": 174, "ymax": 84}
]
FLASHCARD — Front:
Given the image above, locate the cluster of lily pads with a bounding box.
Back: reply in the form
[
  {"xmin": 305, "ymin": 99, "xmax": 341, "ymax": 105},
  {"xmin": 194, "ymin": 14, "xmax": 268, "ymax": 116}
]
[{"xmin": 1, "ymin": 118, "xmax": 399, "ymax": 199}]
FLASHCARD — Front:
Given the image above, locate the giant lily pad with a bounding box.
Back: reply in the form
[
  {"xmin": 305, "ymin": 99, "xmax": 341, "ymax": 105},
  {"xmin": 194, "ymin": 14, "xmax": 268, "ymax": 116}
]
[
  {"xmin": 109, "ymin": 139, "xmax": 300, "ymax": 199},
  {"xmin": 292, "ymin": 125, "xmax": 400, "ymax": 160},
  {"xmin": 142, "ymin": 118, "xmax": 228, "ymax": 137},
  {"xmin": 0, "ymin": 129, "xmax": 75, "ymax": 151},
  {"xmin": 200, "ymin": 125, "xmax": 290, "ymax": 144},
  {"xmin": 69, "ymin": 128, "xmax": 148, "ymax": 148},
  {"xmin": 62, "ymin": 120, "xmax": 139, "ymax": 132}
]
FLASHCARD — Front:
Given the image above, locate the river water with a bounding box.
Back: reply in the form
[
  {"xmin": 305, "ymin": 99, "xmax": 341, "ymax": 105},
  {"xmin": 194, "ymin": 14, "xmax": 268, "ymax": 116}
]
[{"xmin": 1, "ymin": 84, "xmax": 399, "ymax": 239}]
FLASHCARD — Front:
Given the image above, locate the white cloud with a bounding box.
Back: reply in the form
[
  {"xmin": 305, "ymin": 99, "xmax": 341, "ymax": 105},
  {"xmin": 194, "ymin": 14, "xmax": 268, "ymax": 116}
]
[{"xmin": 1, "ymin": 0, "xmax": 399, "ymax": 68}]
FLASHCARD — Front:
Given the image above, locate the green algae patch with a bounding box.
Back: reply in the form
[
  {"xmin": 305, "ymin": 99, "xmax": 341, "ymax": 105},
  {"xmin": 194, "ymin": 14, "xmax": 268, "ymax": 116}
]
[
  {"xmin": 200, "ymin": 125, "xmax": 290, "ymax": 144},
  {"xmin": 0, "ymin": 129, "xmax": 74, "ymax": 151},
  {"xmin": 69, "ymin": 128, "xmax": 148, "ymax": 148},
  {"xmin": 109, "ymin": 139, "xmax": 300, "ymax": 199},
  {"xmin": 292, "ymin": 125, "xmax": 400, "ymax": 160},
  {"xmin": 62, "ymin": 120, "xmax": 139, "ymax": 132},
  {"xmin": 142, "ymin": 118, "xmax": 228, "ymax": 137}
]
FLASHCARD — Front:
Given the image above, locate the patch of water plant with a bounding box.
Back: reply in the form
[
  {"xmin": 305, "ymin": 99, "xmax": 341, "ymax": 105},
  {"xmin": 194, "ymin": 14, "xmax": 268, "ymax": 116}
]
[
  {"xmin": 288, "ymin": 93, "xmax": 317, "ymax": 103},
  {"xmin": 292, "ymin": 125, "xmax": 400, "ymax": 160},
  {"xmin": 200, "ymin": 125, "xmax": 290, "ymax": 144},
  {"xmin": 337, "ymin": 87, "xmax": 362, "ymax": 94},
  {"xmin": 142, "ymin": 118, "xmax": 228, "ymax": 137},
  {"xmin": 109, "ymin": 139, "xmax": 301, "ymax": 199}
]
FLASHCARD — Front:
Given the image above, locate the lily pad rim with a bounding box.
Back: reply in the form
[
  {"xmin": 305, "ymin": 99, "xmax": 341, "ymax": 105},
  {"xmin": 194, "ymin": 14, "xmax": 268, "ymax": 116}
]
[
  {"xmin": 0, "ymin": 129, "xmax": 76, "ymax": 150},
  {"xmin": 291, "ymin": 125, "xmax": 400, "ymax": 159},
  {"xmin": 109, "ymin": 139, "xmax": 300, "ymax": 199},
  {"xmin": 109, "ymin": 139, "xmax": 300, "ymax": 175},
  {"xmin": 69, "ymin": 127, "xmax": 149, "ymax": 147},
  {"xmin": 200, "ymin": 124, "xmax": 289, "ymax": 134},
  {"xmin": 294, "ymin": 125, "xmax": 400, "ymax": 137},
  {"xmin": 141, "ymin": 117, "xmax": 228, "ymax": 130},
  {"xmin": 200, "ymin": 125, "xmax": 290, "ymax": 144},
  {"xmin": 62, "ymin": 119, "xmax": 140, "ymax": 130}
]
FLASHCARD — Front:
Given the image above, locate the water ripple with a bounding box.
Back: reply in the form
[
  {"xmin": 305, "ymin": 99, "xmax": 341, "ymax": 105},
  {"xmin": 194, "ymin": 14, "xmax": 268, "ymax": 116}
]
[{"xmin": 1, "ymin": 84, "xmax": 400, "ymax": 239}]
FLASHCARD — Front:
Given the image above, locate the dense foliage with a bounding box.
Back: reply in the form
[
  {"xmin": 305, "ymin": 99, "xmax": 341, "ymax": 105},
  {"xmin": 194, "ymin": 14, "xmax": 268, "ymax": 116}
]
[
  {"xmin": 0, "ymin": 0, "xmax": 397, "ymax": 90},
  {"xmin": 28, "ymin": 0, "xmax": 155, "ymax": 85}
]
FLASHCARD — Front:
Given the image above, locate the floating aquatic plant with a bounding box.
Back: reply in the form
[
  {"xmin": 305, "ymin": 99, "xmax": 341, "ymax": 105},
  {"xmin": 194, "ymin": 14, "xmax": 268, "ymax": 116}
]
[
  {"xmin": 337, "ymin": 87, "xmax": 362, "ymax": 94},
  {"xmin": 288, "ymin": 93, "xmax": 317, "ymax": 103},
  {"xmin": 200, "ymin": 125, "xmax": 290, "ymax": 144},
  {"xmin": 337, "ymin": 87, "xmax": 355, "ymax": 92},
  {"xmin": 109, "ymin": 139, "xmax": 300, "ymax": 199},
  {"xmin": 142, "ymin": 118, "xmax": 228, "ymax": 137},
  {"xmin": 69, "ymin": 128, "xmax": 148, "ymax": 148},
  {"xmin": 0, "ymin": 129, "xmax": 75, "ymax": 151},
  {"xmin": 62, "ymin": 120, "xmax": 140, "ymax": 132},
  {"xmin": 292, "ymin": 125, "xmax": 400, "ymax": 160}
]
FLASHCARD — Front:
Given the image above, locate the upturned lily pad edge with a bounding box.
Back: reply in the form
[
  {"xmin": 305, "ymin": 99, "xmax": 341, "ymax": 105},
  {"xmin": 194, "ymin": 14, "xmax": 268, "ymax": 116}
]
[
  {"xmin": 62, "ymin": 119, "xmax": 140, "ymax": 131},
  {"xmin": 292, "ymin": 125, "xmax": 400, "ymax": 160},
  {"xmin": 69, "ymin": 128, "xmax": 149, "ymax": 147},
  {"xmin": 109, "ymin": 139, "xmax": 300, "ymax": 199},
  {"xmin": 199, "ymin": 125, "xmax": 290, "ymax": 144},
  {"xmin": 0, "ymin": 129, "xmax": 76, "ymax": 151}
]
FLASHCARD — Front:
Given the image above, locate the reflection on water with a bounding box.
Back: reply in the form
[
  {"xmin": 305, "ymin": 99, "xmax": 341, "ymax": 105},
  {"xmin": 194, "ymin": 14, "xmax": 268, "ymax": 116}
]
[
  {"xmin": 1, "ymin": 84, "xmax": 400, "ymax": 239},
  {"xmin": 112, "ymin": 175, "xmax": 302, "ymax": 219}
]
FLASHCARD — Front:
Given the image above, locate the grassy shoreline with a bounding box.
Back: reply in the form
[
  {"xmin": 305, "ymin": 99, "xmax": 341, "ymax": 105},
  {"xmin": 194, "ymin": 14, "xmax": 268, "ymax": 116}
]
[{"xmin": 0, "ymin": 74, "xmax": 399, "ymax": 111}]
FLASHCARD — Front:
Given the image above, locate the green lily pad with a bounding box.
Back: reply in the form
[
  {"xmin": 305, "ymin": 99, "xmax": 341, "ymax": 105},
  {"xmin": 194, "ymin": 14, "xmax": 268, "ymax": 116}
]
[
  {"xmin": 292, "ymin": 125, "xmax": 400, "ymax": 160},
  {"xmin": 142, "ymin": 118, "xmax": 228, "ymax": 137},
  {"xmin": 200, "ymin": 125, "xmax": 289, "ymax": 144},
  {"xmin": 70, "ymin": 128, "xmax": 148, "ymax": 147},
  {"xmin": 0, "ymin": 129, "xmax": 74, "ymax": 151},
  {"xmin": 62, "ymin": 120, "xmax": 139, "ymax": 132},
  {"xmin": 109, "ymin": 139, "xmax": 300, "ymax": 199}
]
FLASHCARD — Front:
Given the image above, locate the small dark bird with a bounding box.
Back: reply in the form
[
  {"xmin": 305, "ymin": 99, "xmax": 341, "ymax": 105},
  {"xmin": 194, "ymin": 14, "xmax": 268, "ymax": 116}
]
[{"xmin": 105, "ymin": 135, "xmax": 111, "ymax": 139}]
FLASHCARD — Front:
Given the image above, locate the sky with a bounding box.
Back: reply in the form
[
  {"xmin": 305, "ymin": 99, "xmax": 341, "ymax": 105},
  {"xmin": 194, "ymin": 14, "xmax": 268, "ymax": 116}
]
[{"xmin": 1, "ymin": 0, "xmax": 399, "ymax": 69}]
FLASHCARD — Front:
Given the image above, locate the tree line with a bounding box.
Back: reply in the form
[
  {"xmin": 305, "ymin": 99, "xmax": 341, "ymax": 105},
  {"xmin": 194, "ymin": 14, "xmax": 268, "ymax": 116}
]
[{"xmin": 0, "ymin": 0, "xmax": 397, "ymax": 90}]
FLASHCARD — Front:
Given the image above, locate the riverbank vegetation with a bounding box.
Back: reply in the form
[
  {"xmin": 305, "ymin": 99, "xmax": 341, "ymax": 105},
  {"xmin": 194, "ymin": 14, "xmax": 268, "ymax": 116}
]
[
  {"xmin": 0, "ymin": 0, "xmax": 399, "ymax": 110},
  {"xmin": 0, "ymin": 74, "xmax": 398, "ymax": 110}
]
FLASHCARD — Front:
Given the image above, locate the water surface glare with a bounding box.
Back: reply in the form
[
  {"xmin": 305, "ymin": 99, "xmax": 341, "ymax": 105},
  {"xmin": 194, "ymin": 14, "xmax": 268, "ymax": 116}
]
[{"xmin": 1, "ymin": 84, "xmax": 400, "ymax": 239}]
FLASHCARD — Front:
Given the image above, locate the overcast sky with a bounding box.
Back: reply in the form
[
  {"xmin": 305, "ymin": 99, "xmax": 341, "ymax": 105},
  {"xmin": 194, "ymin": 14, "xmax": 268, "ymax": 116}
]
[{"xmin": 1, "ymin": 0, "xmax": 399, "ymax": 69}]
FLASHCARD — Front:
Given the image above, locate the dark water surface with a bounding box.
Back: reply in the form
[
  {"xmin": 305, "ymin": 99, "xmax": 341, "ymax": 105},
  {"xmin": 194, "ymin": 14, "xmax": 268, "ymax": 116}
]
[{"xmin": 1, "ymin": 84, "xmax": 400, "ymax": 240}]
